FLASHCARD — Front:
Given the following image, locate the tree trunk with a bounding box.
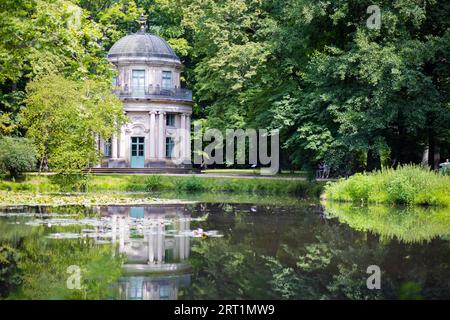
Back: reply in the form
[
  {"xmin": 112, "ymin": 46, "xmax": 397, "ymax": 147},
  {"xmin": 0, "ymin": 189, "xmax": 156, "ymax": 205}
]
[
  {"xmin": 428, "ymin": 129, "xmax": 440, "ymax": 170},
  {"xmin": 366, "ymin": 149, "xmax": 381, "ymax": 171}
]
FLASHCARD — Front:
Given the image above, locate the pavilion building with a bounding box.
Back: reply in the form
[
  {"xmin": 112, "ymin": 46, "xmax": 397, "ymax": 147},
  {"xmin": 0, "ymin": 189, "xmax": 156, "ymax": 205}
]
[{"xmin": 96, "ymin": 15, "xmax": 193, "ymax": 172}]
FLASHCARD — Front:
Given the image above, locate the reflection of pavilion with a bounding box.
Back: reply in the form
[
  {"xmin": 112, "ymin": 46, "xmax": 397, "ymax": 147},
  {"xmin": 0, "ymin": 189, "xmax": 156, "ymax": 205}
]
[
  {"xmin": 115, "ymin": 274, "xmax": 191, "ymax": 300},
  {"xmin": 99, "ymin": 205, "xmax": 192, "ymax": 300}
]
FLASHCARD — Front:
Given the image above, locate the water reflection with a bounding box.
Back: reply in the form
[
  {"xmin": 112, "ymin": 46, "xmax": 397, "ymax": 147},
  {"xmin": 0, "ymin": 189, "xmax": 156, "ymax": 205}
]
[
  {"xmin": 0, "ymin": 202, "xmax": 449, "ymax": 300},
  {"xmin": 99, "ymin": 205, "xmax": 193, "ymax": 300},
  {"xmin": 324, "ymin": 202, "xmax": 450, "ymax": 243}
]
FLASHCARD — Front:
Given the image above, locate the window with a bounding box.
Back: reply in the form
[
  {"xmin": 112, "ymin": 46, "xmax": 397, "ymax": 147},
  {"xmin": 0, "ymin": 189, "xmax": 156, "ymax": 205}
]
[
  {"xmin": 112, "ymin": 77, "xmax": 118, "ymax": 87},
  {"xmin": 132, "ymin": 70, "xmax": 145, "ymax": 96},
  {"xmin": 166, "ymin": 114, "xmax": 175, "ymax": 127},
  {"xmin": 159, "ymin": 285, "xmax": 171, "ymax": 300},
  {"xmin": 131, "ymin": 137, "xmax": 145, "ymax": 157},
  {"xmin": 104, "ymin": 138, "xmax": 112, "ymax": 157},
  {"xmin": 165, "ymin": 137, "xmax": 174, "ymax": 158},
  {"xmin": 129, "ymin": 278, "xmax": 143, "ymax": 300},
  {"xmin": 162, "ymin": 71, "xmax": 172, "ymax": 89}
]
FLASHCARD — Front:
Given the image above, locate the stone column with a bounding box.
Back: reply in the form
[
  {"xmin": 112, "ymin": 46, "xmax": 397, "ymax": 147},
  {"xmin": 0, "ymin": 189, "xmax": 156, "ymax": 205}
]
[
  {"xmin": 158, "ymin": 111, "xmax": 166, "ymax": 159},
  {"xmin": 149, "ymin": 111, "xmax": 156, "ymax": 159},
  {"xmin": 148, "ymin": 227, "xmax": 154, "ymax": 264},
  {"xmin": 111, "ymin": 134, "xmax": 118, "ymax": 159},
  {"xmin": 156, "ymin": 222, "xmax": 163, "ymax": 263},
  {"xmin": 180, "ymin": 113, "xmax": 186, "ymax": 160},
  {"xmin": 185, "ymin": 218, "xmax": 190, "ymax": 258},
  {"xmin": 120, "ymin": 112, "xmax": 128, "ymax": 159},
  {"xmin": 185, "ymin": 114, "xmax": 191, "ymax": 163}
]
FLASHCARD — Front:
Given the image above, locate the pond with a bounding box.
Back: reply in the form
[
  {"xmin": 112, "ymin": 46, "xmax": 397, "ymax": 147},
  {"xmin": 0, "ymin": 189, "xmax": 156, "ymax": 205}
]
[{"xmin": 0, "ymin": 197, "xmax": 449, "ymax": 300}]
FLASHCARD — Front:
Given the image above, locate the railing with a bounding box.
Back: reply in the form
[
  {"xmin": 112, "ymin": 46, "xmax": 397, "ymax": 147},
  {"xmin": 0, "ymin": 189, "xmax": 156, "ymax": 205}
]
[{"xmin": 113, "ymin": 85, "xmax": 193, "ymax": 101}]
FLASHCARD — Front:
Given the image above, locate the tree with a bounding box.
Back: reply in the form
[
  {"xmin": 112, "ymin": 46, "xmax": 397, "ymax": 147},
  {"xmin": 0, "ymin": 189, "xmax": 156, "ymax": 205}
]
[
  {"xmin": 21, "ymin": 74, "xmax": 127, "ymax": 173},
  {"xmin": 0, "ymin": 137, "xmax": 37, "ymax": 178}
]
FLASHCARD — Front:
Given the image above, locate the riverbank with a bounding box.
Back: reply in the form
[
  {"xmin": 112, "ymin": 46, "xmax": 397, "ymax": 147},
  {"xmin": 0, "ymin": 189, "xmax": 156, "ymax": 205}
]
[
  {"xmin": 324, "ymin": 165, "xmax": 450, "ymax": 206},
  {"xmin": 0, "ymin": 174, "xmax": 325, "ymax": 197}
]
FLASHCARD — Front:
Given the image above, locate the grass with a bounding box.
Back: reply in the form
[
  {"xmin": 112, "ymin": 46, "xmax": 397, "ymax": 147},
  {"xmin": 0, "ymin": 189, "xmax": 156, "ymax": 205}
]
[
  {"xmin": 324, "ymin": 165, "xmax": 450, "ymax": 206},
  {"xmin": 202, "ymin": 169, "xmax": 308, "ymax": 177},
  {"xmin": 0, "ymin": 173, "xmax": 325, "ymax": 198},
  {"xmin": 92, "ymin": 174, "xmax": 324, "ymax": 197}
]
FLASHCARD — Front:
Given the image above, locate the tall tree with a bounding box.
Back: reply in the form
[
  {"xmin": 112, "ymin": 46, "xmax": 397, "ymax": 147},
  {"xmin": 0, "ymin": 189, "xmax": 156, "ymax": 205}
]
[{"xmin": 21, "ymin": 74, "xmax": 127, "ymax": 172}]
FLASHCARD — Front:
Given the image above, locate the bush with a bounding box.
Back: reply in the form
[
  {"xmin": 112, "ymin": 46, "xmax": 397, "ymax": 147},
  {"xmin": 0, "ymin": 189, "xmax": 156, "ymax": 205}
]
[
  {"xmin": 174, "ymin": 175, "xmax": 205, "ymax": 192},
  {"xmin": 49, "ymin": 173, "xmax": 91, "ymax": 192},
  {"xmin": 144, "ymin": 175, "xmax": 163, "ymax": 191},
  {"xmin": 324, "ymin": 165, "xmax": 450, "ymax": 206},
  {"xmin": 440, "ymin": 165, "xmax": 450, "ymax": 176},
  {"xmin": 386, "ymin": 175, "xmax": 418, "ymax": 205},
  {"xmin": 0, "ymin": 137, "xmax": 37, "ymax": 179}
]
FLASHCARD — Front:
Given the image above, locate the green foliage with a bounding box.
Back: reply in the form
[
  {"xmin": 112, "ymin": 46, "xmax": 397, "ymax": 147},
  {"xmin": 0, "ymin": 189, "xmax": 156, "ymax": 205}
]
[
  {"xmin": 173, "ymin": 0, "xmax": 450, "ymax": 173},
  {"xmin": 324, "ymin": 165, "xmax": 450, "ymax": 206},
  {"xmin": 22, "ymin": 74, "xmax": 127, "ymax": 173},
  {"xmin": 1, "ymin": 0, "xmax": 449, "ymax": 175},
  {"xmin": 0, "ymin": 0, "xmax": 114, "ymax": 83},
  {"xmin": 398, "ymin": 282, "xmax": 423, "ymax": 300},
  {"xmin": 174, "ymin": 175, "xmax": 206, "ymax": 192},
  {"xmin": 11, "ymin": 238, "xmax": 124, "ymax": 300},
  {"xmin": 0, "ymin": 136, "xmax": 37, "ymax": 178},
  {"xmin": 0, "ymin": 244, "xmax": 21, "ymax": 298},
  {"xmin": 1, "ymin": 173, "xmax": 325, "ymax": 199},
  {"xmin": 144, "ymin": 175, "xmax": 163, "ymax": 191},
  {"xmin": 324, "ymin": 202, "xmax": 450, "ymax": 243},
  {"xmin": 49, "ymin": 174, "xmax": 91, "ymax": 192},
  {"xmin": 189, "ymin": 239, "xmax": 276, "ymax": 299}
]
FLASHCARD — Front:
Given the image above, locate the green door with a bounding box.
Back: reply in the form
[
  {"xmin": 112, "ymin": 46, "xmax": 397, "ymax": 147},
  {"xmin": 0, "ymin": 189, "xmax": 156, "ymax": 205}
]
[
  {"xmin": 130, "ymin": 207, "xmax": 145, "ymax": 219},
  {"xmin": 131, "ymin": 137, "xmax": 145, "ymax": 168}
]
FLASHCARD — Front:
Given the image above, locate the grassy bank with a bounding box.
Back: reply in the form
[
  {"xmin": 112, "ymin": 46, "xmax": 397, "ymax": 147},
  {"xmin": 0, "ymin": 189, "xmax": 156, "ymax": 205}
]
[
  {"xmin": 0, "ymin": 174, "xmax": 325, "ymax": 198},
  {"xmin": 324, "ymin": 165, "xmax": 450, "ymax": 206}
]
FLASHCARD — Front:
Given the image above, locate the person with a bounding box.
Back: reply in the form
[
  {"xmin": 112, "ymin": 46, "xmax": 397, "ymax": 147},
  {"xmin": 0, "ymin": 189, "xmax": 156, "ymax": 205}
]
[
  {"xmin": 316, "ymin": 161, "xmax": 324, "ymax": 179},
  {"xmin": 323, "ymin": 162, "xmax": 330, "ymax": 179},
  {"xmin": 439, "ymin": 159, "xmax": 450, "ymax": 168}
]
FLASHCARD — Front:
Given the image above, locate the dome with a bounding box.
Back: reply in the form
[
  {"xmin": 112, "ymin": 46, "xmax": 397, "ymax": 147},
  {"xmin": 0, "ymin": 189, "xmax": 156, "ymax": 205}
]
[{"xmin": 108, "ymin": 32, "xmax": 180, "ymax": 62}]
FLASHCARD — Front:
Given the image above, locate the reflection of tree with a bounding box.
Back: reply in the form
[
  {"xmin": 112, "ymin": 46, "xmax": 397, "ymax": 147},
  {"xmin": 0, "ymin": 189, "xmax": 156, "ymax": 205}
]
[
  {"xmin": 324, "ymin": 202, "xmax": 450, "ymax": 243},
  {"xmin": 0, "ymin": 206, "xmax": 124, "ymax": 299},
  {"xmin": 10, "ymin": 237, "xmax": 123, "ymax": 299},
  {"xmin": 186, "ymin": 239, "xmax": 277, "ymax": 299},
  {"xmin": 185, "ymin": 203, "xmax": 450, "ymax": 299}
]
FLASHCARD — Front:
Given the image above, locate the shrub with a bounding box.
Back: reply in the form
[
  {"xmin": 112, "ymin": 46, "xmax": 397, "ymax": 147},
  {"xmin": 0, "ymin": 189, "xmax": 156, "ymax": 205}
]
[
  {"xmin": 386, "ymin": 175, "xmax": 418, "ymax": 205},
  {"xmin": 324, "ymin": 165, "xmax": 450, "ymax": 206},
  {"xmin": 49, "ymin": 173, "xmax": 91, "ymax": 192},
  {"xmin": 144, "ymin": 175, "xmax": 163, "ymax": 191},
  {"xmin": 174, "ymin": 175, "xmax": 205, "ymax": 192},
  {"xmin": 440, "ymin": 165, "xmax": 450, "ymax": 176},
  {"xmin": 0, "ymin": 137, "xmax": 37, "ymax": 179}
]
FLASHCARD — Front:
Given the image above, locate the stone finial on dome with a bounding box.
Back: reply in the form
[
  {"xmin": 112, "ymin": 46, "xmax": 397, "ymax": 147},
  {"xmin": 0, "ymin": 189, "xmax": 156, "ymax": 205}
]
[{"xmin": 138, "ymin": 13, "xmax": 146, "ymax": 33}]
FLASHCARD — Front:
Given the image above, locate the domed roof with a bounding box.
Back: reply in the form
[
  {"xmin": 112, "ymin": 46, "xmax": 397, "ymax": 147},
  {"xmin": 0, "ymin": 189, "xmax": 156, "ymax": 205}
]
[{"xmin": 108, "ymin": 32, "xmax": 180, "ymax": 62}]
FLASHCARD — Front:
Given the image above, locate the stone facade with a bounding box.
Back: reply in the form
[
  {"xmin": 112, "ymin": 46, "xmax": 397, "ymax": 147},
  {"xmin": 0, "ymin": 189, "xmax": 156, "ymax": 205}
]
[{"xmin": 98, "ymin": 18, "xmax": 193, "ymax": 169}]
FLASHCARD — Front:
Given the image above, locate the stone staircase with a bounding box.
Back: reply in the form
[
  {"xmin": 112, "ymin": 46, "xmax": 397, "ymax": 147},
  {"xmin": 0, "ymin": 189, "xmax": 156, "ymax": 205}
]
[{"xmin": 85, "ymin": 167, "xmax": 201, "ymax": 174}]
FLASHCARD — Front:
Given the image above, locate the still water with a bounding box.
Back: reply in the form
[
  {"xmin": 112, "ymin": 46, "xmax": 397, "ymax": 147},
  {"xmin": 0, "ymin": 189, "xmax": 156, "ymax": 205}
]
[{"xmin": 0, "ymin": 200, "xmax": 449, "ymax": 300}]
